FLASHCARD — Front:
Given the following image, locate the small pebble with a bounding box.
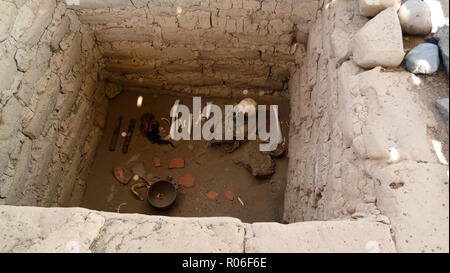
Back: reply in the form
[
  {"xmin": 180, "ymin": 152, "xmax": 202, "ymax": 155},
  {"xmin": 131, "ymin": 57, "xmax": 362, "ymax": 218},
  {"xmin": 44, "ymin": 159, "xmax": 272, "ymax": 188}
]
[{"xmin": 207, "ymin": 191, "xmax": 219, "ymax": 200}]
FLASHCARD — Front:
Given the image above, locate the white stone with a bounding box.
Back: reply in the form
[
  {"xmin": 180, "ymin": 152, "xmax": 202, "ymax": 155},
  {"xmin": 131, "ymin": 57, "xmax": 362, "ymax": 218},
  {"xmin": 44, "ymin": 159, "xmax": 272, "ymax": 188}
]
[
  {"xmin": 424, "ymin": 0, "xmax": 448, "ymax": 33},
  {"xmin": 351, "ymin": 7, "xmax": 405, "ymax": 68},
  {"xmin": 398, "ymin": 0, "xmax": 432, "ymax": 35},
  {"xmin": 359, "ymin": 0, "xmax": 401, "ymax": 17},
  {"xmin": 0, "ymin": 1, "xmax": 17, "ymax": 42}
]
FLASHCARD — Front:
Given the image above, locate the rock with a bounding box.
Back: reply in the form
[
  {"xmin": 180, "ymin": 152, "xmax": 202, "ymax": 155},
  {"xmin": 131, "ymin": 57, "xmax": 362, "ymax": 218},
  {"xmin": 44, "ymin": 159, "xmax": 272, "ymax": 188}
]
[
  {"xmin": 359, "ymin": 0, "xmax": 401, "ymax": 17},
  {"xmin": 351, "ymin": 7, "xmax": 405, "ymax": 68},
  {"xmin": 398, "ymin": 0, "xmax": 432, "ymax": 35},
  {"xmin": 404, "ymin": 43, "xmax": 440, "ymax": 74},
  {"xmin": 435, "ymin": 98, "xmax": 449, "ymax": 133},
  {"xmin": 23, "ymin": 74, "xmax": 61, "ymax": 139},
  {"xmin": 105, "ymin": 82, "xmax": 122, "ymax": 99},
  {"xmin": 428, "ymin": 25, "xmax": 449, "ymax": 76},
  {"xmin": 232, "ymin": 142, "xmax": 275, "ymax": 177}
]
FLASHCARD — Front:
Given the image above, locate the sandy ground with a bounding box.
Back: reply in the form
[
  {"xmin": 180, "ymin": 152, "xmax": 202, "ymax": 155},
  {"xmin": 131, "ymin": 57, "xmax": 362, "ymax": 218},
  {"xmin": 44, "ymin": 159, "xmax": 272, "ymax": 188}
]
[{"xmin": 82, "ymin": 92, "xmax": 290, "ymax": 223}]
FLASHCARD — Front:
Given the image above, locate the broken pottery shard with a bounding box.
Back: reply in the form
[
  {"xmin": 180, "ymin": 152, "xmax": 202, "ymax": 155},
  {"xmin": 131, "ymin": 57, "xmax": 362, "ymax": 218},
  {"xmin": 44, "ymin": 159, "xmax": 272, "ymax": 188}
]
[
  {"xmin": 351, "ymin": 7, "xmax": 405, "ymax": 69},
  {"xmin": 232, "ymin": 142, "xmax": 275, "ymax": 177},
  {"xmin": 359, "ymin": 0, "xmax": 401, "ymax": 17},
  {"xmin": 153, "ymin": 156, "xmax": 161, "ymax": 167},
  {"xmin": 207, "ymin": 191, "xmax": 219, "ymax": 200},
  {"xmin": 224, "ymin": 189, "xmax": 234, "ymax": 201},
  {"xmin": 179, "ymin": 174, "xmax": 195, "ymax": 188},
  {"xmin": 169, "ymin": 158, "xmax": 185, "ymax": 169}
]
